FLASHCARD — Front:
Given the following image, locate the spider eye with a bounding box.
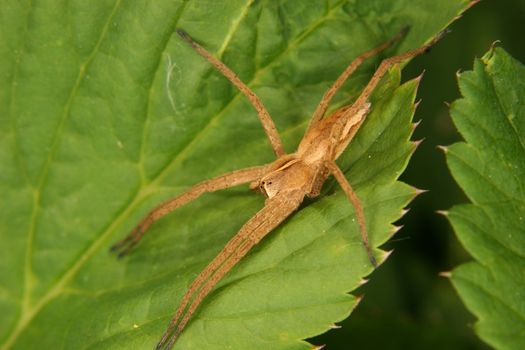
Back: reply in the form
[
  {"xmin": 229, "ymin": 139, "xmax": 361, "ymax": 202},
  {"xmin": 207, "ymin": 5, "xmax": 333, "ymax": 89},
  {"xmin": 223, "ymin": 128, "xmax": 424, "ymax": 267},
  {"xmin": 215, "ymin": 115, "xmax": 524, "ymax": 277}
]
[
  {"xmin": 261, "ymin": 181, "xmax": 265, "ymax": 185},
  {"xmin": 268, "ymin": 181, "xmax": 272, "ymax": 185}
]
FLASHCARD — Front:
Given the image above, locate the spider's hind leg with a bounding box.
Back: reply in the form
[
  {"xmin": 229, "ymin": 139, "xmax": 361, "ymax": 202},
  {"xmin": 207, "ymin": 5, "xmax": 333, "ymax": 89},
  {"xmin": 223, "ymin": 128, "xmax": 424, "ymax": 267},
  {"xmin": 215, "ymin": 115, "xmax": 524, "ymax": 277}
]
[{"xmin": 156, "ymin": 190, "xmax": 305, "ymax": 349}]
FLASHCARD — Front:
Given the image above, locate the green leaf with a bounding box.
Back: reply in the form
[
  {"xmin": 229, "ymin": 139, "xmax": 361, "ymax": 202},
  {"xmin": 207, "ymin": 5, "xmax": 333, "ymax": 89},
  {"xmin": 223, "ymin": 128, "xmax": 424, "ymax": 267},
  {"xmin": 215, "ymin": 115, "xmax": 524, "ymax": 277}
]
[
  {"xmin": 1, "ymin": 1, "xmax": 471, "ymax": 349},
  {"xmin": 446, "ymin": 47, "xmax": 525, "ymax": 349}
]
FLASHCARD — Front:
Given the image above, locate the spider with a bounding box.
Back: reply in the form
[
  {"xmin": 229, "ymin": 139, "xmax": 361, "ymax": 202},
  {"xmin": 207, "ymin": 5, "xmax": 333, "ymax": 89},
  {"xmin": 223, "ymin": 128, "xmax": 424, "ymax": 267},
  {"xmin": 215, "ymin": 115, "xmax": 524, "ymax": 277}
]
[{"xmin": 111, "ymin": 26, "xmax": 447, "ymax": 349}]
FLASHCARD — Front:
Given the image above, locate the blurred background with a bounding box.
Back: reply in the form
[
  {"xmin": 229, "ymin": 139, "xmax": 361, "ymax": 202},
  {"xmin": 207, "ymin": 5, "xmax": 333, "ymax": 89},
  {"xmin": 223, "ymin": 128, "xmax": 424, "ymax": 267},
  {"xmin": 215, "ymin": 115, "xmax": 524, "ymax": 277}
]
[{"xmin": 314, "ymin": 0, "xmax": 525, "ymax": 349}]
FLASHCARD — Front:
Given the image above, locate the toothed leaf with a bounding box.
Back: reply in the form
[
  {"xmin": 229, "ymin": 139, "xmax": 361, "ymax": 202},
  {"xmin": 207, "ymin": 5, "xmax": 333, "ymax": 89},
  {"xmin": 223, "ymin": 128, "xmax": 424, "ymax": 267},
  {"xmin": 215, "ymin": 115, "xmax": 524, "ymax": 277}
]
[
  {"xmin": 446, "ymin": 47, "xmax": 525, "ymax": 350},
  {"xmin": 0, "ymin": 1, "xmax": 472, "ymax": 349}
]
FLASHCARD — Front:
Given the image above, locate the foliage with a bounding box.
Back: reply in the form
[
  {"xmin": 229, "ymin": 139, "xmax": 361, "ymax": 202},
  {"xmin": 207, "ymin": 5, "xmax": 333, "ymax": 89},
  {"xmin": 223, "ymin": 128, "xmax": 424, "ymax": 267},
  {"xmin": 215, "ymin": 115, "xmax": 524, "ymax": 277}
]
[
  {"xmin": 446, "ymin": 47, "xmax": 525, "ymax": 350},
  {"xmin": 0, "ymin": 1, "xmax": 472, "ymax": 349}
]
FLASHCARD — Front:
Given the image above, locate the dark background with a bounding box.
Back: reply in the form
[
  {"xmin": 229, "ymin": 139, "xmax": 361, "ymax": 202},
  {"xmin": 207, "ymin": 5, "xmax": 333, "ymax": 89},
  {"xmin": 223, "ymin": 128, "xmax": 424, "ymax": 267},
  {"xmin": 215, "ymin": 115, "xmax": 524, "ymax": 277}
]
[{"xmin": 314, "ymin": 0, "xmax": 525, "ymax": 348}]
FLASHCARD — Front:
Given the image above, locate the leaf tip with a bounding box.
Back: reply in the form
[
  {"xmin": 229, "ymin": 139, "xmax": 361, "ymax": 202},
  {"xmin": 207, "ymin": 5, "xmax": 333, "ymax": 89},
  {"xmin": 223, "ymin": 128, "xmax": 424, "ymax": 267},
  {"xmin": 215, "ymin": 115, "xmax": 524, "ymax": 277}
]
[
  {"xmin": 380, "ymin": 249, "xmax": 395, "ymax": 264},
  {"xmin": 390, "ymin": 224, "xmax": 404, "ymax": 236},
  {"xmin": 359, "ymin": 278, "xmax": 369, "ymax": 286},
  {"xmin": 436, "ymin": 209, "xmax": 449, "ymax": 217},
  {"xmin": 413, "ymin": 138, "xmax": 425, "ymax": 149},
  {"xmin": 436, "ymin": 145, "xmax": 448, "ymax": 153},
  {"xmin": 414, "ymin": 99, "xmax": 422, "ymax": 112},
  {"xmin": 410, "ymin": 139, "xmax": 424, "ymax": 156},
  {"xmin": 415, "ymin": 70, "xmax": 426, "ymax": 84},
  {"xmin": 411, "ymin": 122, "xmax": 421, "ymax": 134},
  {"xmin": 414, "ymin": 187, "xmax": 429, "ymax": 196},
  {"xmin": 439, "ymin": 271, "xmax": 452, "ymax": 278}
]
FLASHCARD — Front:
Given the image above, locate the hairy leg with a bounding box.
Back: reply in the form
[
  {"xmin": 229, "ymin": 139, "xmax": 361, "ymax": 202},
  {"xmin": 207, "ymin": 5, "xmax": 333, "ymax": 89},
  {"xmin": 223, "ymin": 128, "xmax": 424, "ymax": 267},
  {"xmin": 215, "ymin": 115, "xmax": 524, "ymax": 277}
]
[
  {"xmin": 157, "ymin": 190, "xmax": 305, "ymax": 349},
  {"xmin": 110, "ymin": 165, "xmax": 268, "ymax": 257},
  {"xmin": 331, "ymin": 29, "xmax": 449, "ymax": 158},
  {"xmin": 352, "ymin": 29, "xmax": 448, "ymax": 109},
  {"xmin": 306, "ymin": 26, "xmax": 409, "ymax": 132},
  {"xmin": 177, "ymin": 29, "xmax": 285, "ymax": 157},
  {"xmin": 326, "ymin": 161, "xmax": 376, "ymax": 267}
]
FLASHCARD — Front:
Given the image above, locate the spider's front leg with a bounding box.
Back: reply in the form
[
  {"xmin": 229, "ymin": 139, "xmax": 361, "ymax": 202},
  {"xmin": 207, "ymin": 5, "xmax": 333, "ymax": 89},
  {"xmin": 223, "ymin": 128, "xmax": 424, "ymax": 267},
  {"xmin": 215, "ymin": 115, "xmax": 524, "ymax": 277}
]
[
  {"xmin": 177, "ymin": 29, "xmax": 285, "ymax": 157},
  {"xmin": 156, "ymin": 189, "xmax": 305, "ymax": 350},
  {"xmin": 315, "ymin": 30, "xmax": 451, "ymax": 267},
  {"xmin": 306, "ymin": 26, "xmax": 409, "ymax": 131},
  {"xmin": 110, "ymin": 165, "xmax": 268, "ymax": 257}
]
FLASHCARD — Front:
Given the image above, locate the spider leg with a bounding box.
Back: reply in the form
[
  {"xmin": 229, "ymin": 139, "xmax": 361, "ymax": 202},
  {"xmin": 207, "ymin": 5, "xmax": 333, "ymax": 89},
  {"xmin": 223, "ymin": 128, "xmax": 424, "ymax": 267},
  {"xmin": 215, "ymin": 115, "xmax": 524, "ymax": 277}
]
[
  {"xmin": 110, "ymin": 165, "xmax": 267, "ymax": 257},
  {"xmin": 177, "ymin": 29, "xmax": 285, "ymax": 157},
  {"xmin": 326, "ymin": 161, "xmax": 377, "ymax": 267},
  {"xmin": 307, "ymin": 26, "xmax": 409, "ymax": 132},
  {"xmin": 329, "ymin": 29, "xmax": 450, "ymax": 158},
  {"xmin": 352, "ymin": 29, "xmax": 449, "ymax": 109},
  {"xmin": 156, "ymin": 190, "xmax": 305, "ymax": 350}
]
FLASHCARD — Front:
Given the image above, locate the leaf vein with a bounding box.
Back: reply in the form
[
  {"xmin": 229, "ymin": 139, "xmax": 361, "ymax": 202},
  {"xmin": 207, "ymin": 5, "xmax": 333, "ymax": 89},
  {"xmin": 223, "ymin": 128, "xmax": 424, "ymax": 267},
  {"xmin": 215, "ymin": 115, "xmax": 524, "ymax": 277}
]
[
  {"xmin": 147, "ymin": 0, "xmax": 348, "ymax": 187},
  {"xmin": 454, "ymin": 273, "xmax": 525, "ymax": 325},
  {"xmin": 451, "ymin": 208, "xmax": 525, "ymax": 260},
  {"xmin": 450, "ymin": 149, "xmax": 525, "ymax": 206},
  {"xmin": 485, "ymin": 58, "xmax": 525, "ymax": 154},
  {"xmin": 5, "ymin": 2, "xmax": 125, "ymax": 348}
]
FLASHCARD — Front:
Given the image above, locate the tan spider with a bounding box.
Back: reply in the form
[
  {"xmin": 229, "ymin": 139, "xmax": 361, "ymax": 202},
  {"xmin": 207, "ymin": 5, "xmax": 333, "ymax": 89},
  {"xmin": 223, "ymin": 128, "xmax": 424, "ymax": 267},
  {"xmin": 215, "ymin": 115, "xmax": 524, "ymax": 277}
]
[{"xmin": 111, "ymin": 27, "xmax": 447, "ymax": 349}]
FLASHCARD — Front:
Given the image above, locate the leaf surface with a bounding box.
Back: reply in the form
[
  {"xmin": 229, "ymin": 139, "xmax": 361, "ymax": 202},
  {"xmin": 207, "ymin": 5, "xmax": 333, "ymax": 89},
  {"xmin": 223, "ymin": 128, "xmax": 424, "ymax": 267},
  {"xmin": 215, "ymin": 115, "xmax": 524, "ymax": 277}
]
[
  {"xmin": 447, "ymin": 47, "xmax": 525, "ymax": 350},
  {"xmin": 0, "ymin": 1, "xmax": 471, "ymax": 349}
]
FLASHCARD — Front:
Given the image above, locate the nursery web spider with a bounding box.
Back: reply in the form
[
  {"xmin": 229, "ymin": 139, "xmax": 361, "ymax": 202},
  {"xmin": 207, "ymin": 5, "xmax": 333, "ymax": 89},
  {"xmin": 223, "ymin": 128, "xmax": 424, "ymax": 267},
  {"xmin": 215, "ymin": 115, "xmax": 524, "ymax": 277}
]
[{"xmin": 111, "ymin": 27, "xmax": 447, "ymax": 349}]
